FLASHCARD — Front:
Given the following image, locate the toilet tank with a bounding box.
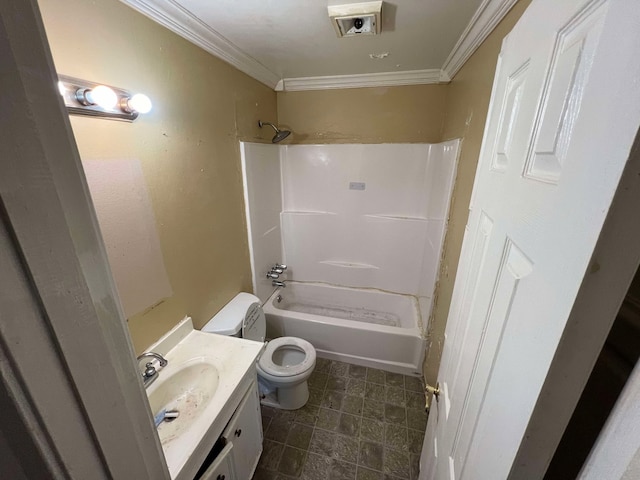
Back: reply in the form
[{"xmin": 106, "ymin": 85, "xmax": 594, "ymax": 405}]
[{"xmin": 202, "ymin": 292, "xmax": 266, "ymax": 342}]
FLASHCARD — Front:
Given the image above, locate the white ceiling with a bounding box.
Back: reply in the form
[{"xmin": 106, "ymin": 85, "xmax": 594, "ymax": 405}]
[
  {"xmin": 177, "ymin": 0, "xmax": 483, "ymax": 78},
  {"xmin": 121, "ymin": 0, "xmax": 519, "ymax": 90}
]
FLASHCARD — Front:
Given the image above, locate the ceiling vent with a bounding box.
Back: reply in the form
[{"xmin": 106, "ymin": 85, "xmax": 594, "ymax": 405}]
[{"xmin": 328, "ymin": 1, "xmax": 382, "ymax": 38}]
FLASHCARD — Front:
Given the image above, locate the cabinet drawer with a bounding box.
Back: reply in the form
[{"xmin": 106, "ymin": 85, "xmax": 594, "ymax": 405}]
[{"xmin": 199, "ymin": 442, "xmax": 234, "ymax": 480}]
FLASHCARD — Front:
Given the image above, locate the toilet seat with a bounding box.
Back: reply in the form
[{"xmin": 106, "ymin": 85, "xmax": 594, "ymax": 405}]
[{"xmin": 258, "ymin": 337, "xmax": 316, "ymax": 377}]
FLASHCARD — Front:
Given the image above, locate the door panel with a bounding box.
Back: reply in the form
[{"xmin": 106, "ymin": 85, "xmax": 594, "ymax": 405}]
[
  {"xmin": 447, "ymin": 211, "xmax": 494, "ymax": 391},
  {"xmin": 524, "ymin": 1, "xmax": 607, "ymax": 184},
  {"xmin": 453, "ymin": 238, "xmax": 534, "ymax": 478},
  {"xmin": 492, "ymin": 61, "xmax": 531, "ymax": 172}
]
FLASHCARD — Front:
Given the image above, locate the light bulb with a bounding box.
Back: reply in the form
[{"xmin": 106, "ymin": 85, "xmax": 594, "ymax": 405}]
[
  {"xmin": 87, "ymin": 85, "xmax": 117, "ymax": 109},
  {"xmin": 128, "ymin": 93, "xmax": 152, "ymax": 114}
]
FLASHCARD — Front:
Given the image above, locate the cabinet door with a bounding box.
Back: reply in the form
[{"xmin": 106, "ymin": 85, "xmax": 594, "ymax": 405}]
[
  {"xmin": 222, "ymin": 382, "xmax": 263, "ymax": 480},
  {"xmin": 199, "ymin": 442, "xmax": 235, "ymax": 480}
]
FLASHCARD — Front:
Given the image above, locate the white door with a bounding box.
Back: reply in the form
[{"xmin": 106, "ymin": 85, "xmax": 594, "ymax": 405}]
[{"xmin": 422, "ymin": 0, "xmax": 640, "ymax": 478}]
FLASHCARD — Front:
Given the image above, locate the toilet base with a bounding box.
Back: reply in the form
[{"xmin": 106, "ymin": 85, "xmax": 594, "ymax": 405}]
[{"xmin": 259, "ymin": 380, "xmax": 310, "ymax": 410}]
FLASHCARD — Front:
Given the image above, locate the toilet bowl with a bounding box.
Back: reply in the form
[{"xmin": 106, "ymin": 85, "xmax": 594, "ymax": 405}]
[
  {"xmin": 202, "ymin": 293, "xmax": 316, "ymax": 410},
  {"xmin": 257, "ymin": 336, "xmax": 316, "ymax": 408}
]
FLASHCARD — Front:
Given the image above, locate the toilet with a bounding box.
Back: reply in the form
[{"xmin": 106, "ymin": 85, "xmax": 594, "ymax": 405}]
[{"xmin": 202, "ymin": 293, "xmax": 316, "ymax": 410}]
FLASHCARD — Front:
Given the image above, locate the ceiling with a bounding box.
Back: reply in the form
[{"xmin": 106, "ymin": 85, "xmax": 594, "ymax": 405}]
[{"xmin": 120, "ymin": 0, "xmax": 518, "ymax": 90}]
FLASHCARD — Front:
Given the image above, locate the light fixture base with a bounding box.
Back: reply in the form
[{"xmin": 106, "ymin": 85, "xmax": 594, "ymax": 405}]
[{"xmin": 58, "ymin": 75, "xmax": 139, "ymax": 122}]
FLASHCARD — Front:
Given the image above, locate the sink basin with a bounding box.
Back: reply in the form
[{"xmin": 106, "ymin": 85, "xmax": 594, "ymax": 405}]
[{"xmin": 147, "ymin": 360, "xmax": 219, "ymax": 445}]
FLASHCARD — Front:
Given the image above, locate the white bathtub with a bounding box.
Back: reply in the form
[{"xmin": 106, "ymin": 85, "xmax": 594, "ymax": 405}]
[{"xmin": 262, "ymin": 282, "xmax": 425, "ymax": 376}]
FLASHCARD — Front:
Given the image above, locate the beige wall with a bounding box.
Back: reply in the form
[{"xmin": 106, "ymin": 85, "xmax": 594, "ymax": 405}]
[
  {"xmin": 277, "ymin": 85, "xmax": 448, "ymax": 144},
  {"xmin": 423, "ymin": 0, "xmax": 532, "ymax": 384},
  {"xmin": 39, "ymin": 0, "xmax": 277, "ymax": 353}
]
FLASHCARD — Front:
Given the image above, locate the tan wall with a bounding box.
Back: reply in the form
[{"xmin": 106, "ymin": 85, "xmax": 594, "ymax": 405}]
[
  {"xmin": 277, "ymin": 85, "xmax": 448, "ymax": 144},
  {"xmin": 39, "ymin": 0, "xmax": 277, "ymax": 353},
  {"xmin": 424, "ymin": 0, "xmax": 532, "ymax": 384}
]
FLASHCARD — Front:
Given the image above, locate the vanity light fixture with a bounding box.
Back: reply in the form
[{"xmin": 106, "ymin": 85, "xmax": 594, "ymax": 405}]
[{"xmin": 58, "ymin": 74, "xmax": 152, "ymax": 121}]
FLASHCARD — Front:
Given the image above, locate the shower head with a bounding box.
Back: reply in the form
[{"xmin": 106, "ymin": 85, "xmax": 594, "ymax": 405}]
[
  {"xmin": 272, "ymin": 129, "xmax": 291, "ymax": 143},
  {"xmin": 258, "ymin": 120, "xmax": 291, "ymax": 143}
]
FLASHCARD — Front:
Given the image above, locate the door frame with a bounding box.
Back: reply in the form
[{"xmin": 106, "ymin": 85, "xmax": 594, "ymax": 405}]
[{"xmin": 0, "ymin": 0, "xmax": 168, "ymax": 477}]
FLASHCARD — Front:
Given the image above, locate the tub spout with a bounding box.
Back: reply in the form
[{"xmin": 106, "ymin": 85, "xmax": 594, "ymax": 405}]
[{"xmin": 272, "ymin": 280, "xmax": 286, "ymax": 288}]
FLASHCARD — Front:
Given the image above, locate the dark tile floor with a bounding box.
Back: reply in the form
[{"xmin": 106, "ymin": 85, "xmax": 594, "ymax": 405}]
[{"xmin": 252, "ymin": 359, "xmax": 427, "ymax": 480}]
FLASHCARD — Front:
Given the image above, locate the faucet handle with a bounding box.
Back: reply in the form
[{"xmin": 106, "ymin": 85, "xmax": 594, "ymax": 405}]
[
  {"xmin": 136, "ymin": 352, "xmax": 166, "ymax": 388},
  {"xmin": 143, "ymin": 362, "xmax": 157, "ymax": 379},
  {"xmin": 271, "ymin": 267, "xmax": 284, "ymax": 274},
  {"xmin": 275, "ymin": 263, "xmax": 287, "ymax": 271},
  {"xmin": 266, "ymin": 272, "xmax": 280, "ymax": 279}
]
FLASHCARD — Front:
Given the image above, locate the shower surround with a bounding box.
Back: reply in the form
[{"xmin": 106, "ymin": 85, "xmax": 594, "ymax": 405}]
[{"xmin": 240, "ymin": 141, "xmax": 459, "ymax": 374}]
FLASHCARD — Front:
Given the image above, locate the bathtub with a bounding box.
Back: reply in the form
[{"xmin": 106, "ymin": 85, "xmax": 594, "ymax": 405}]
[{"xmin": 262, "ymin": 282, "xmax": 426, "ymax": 376}]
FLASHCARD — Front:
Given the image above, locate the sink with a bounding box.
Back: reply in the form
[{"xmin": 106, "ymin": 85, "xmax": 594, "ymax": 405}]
[{"xmin": 147, "ymin": 359, "xmax": 219, "ymax": 445}]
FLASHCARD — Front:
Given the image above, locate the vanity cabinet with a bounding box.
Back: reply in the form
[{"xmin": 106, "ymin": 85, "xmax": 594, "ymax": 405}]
[
  {"xmin": 144, "ymin": 319, "xmax": 265, "ymax": 480},
  {"xmin": 198, "ymin": 380, "xmax": 263, "ymax": 480}
]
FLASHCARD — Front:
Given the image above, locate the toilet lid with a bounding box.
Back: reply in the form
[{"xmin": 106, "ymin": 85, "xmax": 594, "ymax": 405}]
[
  {"xmin": 258, "ymin": 337, "xmax": 316, "ymax": 377},
  {"xmin": 242, "ymin": 302, "xmax": 266, "ymax": 342}
]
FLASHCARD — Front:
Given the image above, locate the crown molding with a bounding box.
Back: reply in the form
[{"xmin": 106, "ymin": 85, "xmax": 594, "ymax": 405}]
[
  {"xmin": 277, "ymin": 69, "xmax": 449, "ymax": 92},
  {"xmin": 442, "ymin": 0, "xmax": 518, "ymax": 80},
  {"xmin": 119, "ymin": 0, "xmax": 281, "ymax": 89}
]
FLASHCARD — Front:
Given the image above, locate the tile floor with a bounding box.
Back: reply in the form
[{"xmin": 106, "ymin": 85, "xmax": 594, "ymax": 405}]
[{"xmin": 252, "ymin": 359, "xmax": 427, "ymax": 480}]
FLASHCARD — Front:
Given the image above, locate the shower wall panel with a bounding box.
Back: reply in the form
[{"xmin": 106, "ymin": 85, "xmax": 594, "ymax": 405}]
[
  {"xmin": 240, "ymin": 142, "xmax": 282, "ymax": 303},
  {"xmin": 418, "ymin": 140, "xmax": 460, "ymax": 304},
  {"xmin": 281, "ymin": 212, "xmax": 430, "ymax": 295},
  {"xmin": 281, "ymin": 144, "xmax": 432, "ymax": 218},
  {"xmin": 280, "ymin": 142, "xmax": 459, "ymax": 301}
]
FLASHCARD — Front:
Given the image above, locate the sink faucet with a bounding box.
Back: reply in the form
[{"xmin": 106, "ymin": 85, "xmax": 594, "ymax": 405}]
[{"xmin": 136, "ymin": 352, "xmax": 168, "ymax": 388}]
